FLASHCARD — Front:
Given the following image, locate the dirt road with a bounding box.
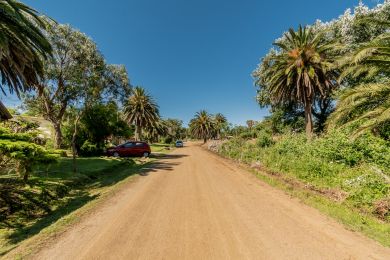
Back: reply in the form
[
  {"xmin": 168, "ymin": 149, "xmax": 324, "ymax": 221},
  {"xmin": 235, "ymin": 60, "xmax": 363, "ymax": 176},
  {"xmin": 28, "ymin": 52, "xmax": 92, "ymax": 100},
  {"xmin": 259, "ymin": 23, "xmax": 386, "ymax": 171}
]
[{"xmin": 33, "ymin": 144, "xmax": 389, "ymax": 259}]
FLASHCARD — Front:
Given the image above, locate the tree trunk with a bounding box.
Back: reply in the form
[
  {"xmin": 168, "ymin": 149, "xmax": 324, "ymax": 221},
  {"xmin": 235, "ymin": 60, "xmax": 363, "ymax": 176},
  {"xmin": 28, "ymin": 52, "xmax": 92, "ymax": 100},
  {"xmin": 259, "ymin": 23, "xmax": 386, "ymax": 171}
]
[
  {"xmin": 203, "ymin": 137, "xmax": 207, "ymax": 144},
  {"xmin": 304, "ymin": 101, "xmax": 313, "ymax": 139},
  {"xmin": 135, "ymin": 125, "xmax": 142, "ymax": 141},
  {"xmin": 52, "ymin": 121, "xmax": 63, "ymax": 149},
  {"xmin": 72, "ymin": 114, "xmax": 81, "ymax": 174}
]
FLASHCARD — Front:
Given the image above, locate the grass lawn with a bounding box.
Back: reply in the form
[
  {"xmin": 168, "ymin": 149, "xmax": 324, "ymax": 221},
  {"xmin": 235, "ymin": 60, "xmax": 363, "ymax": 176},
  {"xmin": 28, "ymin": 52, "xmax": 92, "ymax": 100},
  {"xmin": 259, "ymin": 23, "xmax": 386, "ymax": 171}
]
[
  {"xmin": 150, "ymin": 143, "xmax": 173, "ymax": 153},
  {"xmin": 0, "ymin": 156, "xmax": 151, "ymax": 256}
]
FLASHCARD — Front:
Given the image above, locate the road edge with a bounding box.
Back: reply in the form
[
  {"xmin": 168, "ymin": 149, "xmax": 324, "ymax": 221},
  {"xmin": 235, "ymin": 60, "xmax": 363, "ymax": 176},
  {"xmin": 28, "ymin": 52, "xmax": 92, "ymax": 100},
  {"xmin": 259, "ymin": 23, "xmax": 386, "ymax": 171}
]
[
  {"xmin": 2, "ymin": 158, "xmax": 162, "ymax": 259},
  {"xmin": 202, "ymin": 145, "xmax": 390, "ymax": 248}
]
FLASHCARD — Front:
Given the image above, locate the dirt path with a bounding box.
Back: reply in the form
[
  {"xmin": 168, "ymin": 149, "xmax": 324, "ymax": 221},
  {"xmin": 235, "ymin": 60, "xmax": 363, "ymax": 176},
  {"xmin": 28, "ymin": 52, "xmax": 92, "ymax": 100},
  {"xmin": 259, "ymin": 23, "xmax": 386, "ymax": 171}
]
[{"xmin": 30, "ymin": 144, "xmax": 390, "ymax": 259}]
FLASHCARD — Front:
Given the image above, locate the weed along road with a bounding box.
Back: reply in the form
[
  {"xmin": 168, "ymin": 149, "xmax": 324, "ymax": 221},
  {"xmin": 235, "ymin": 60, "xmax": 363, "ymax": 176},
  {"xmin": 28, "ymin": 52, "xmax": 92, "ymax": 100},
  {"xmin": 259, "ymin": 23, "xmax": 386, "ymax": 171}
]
[{"xmin": 32, "ymin": 143, "xmax": 390, "ymax": 260}]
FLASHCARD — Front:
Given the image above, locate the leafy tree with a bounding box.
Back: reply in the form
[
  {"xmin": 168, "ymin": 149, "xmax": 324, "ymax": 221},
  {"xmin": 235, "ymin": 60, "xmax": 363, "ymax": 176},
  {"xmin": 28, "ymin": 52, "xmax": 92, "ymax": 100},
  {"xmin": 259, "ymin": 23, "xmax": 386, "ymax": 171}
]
[
  {"xmin": 163, "ymin": 118, "xmax": 185, "ymax": 140},
  {"xmin": 123, "ymin": 86, "xmax": 160, "ymax": 141},
  {"xmin": 189, "ymin": 110, "xmax": 215, "ymax": 143},
  {"xmin": 23, "ymin": 22, "xmax": 130, "ymax": 148},
  {"xmin": 0, "ymin": 0, "xmax": 52, "ymax": 97},
  {"xmin": 255, "ymin": 26, "xmax": 339, "ymax": 137},
  {"xmin": 144, "ymin": 120, "xmax": 168, "ymax": 143}
]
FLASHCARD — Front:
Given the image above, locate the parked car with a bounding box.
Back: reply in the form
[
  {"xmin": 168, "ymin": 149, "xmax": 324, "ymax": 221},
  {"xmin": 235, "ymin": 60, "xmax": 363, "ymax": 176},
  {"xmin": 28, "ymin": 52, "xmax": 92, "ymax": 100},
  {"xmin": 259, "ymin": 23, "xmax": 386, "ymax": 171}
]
[
  {"xmin": 175, "ymin": 140, "xmax": 184, "ymax": 148},
  {"xmin": 106, "ymin": 141, "xmax": 151, "ymax": 157}
]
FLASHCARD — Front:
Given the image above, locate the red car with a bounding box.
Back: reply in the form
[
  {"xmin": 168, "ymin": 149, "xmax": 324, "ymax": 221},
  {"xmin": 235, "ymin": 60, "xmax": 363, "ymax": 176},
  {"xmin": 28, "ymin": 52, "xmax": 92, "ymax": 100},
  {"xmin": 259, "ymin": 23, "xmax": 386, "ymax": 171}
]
[{"xmin": 107, "ymin": 141, "xmax": 151, "ymax": 157}]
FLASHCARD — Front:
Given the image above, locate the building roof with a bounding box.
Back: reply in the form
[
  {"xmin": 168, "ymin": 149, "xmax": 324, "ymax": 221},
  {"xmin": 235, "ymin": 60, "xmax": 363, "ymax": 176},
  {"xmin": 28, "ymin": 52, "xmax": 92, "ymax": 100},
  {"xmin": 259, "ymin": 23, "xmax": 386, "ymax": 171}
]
[{"xmin": 0, "ymin": 101, "xmax": 12, "ymax": 120}]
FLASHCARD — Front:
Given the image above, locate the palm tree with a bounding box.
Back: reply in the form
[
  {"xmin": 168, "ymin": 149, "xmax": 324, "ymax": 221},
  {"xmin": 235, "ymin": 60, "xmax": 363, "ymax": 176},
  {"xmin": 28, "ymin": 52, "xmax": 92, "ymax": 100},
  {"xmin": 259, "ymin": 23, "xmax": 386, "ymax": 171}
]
[
  {"xmin": 246, "ymin": 120, "xmax": 255, "ymax": 130},
  {"xmin": 328, "ymin": 84, "xmax": 389, "ymax": 136},
  {"xmin": 123, "ymin": 86, "xmax": 160, "ymax": 141},
  {"xmin": 144, "ymin": 119, "xmax": 168, "ymax": 143},
  {"xmin": 0, "ymin": 0, "xmax": 52, "ymax": 96},
  {"xmin": 329, "ymin": 23, "xmax": 390, "ymax": 136},
  {"xmin": 214, "ymin": 113, "xmax": 227, "ymax": 139},
  {"xmin": 265, "ymin": 25, "xmax": 338, "ymax": 137},
  {"xmin": 189, "ymin": 110, "xmax": 215, "ymax": 143}
]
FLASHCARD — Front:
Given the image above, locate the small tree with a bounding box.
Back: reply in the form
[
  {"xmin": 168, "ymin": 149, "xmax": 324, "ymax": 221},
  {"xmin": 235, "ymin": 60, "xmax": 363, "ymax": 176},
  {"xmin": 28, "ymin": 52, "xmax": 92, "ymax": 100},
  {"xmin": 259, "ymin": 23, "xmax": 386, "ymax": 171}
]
[{"xmin": 0, "ymin": 127, "xmax": 57, "ymax": 181}]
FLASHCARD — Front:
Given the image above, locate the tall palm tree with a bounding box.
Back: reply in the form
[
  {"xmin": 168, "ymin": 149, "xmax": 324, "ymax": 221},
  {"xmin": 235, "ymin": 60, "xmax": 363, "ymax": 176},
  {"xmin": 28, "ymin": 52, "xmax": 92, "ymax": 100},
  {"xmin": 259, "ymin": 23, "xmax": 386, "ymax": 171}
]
[
  {"xmin": 189, "ymin": 110, "xmax": 215, "ymax": 143},
  {"xmin": 265, "ymin": 25, "xmax": 338, "ymax": 137},
  {"xmin": 0, "ymin": 0, "xmax": 52, "ymax": 96},
  {"xmin": 123, "ymin": 86, "xmax": 160, "ymax": 141},
  {"xmin": 144, "ymin": 119, "xmax": 168, "ymax": 143},
  {"xmin": 329, "ymin": 23, "xmax": 390, "ymax": 136},
  {"xmin": 214, "ymin": 113, "xmax": 227, "ymax": 139}
]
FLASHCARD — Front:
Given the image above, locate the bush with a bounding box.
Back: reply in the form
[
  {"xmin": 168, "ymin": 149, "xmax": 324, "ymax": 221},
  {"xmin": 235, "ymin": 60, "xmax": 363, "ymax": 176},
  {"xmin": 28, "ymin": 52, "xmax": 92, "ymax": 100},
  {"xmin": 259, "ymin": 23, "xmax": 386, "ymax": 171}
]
[
  {"xmin": 162, "ymin": 136, "xmax": 173, "ymax": 144},
  {"xmin": 0, "ymin": 140, "xmax": 58, "ymax": 181},
  {"xmin": 239, "ymin": 131, "xmax": 257, "ymax": 140},
  {"xmin": 50, "ymin": 149, "xmax": 68, "ymax": 157},
  {"xmin": 256, "ymin": 130, "xmax": 275, "ymax": 148},
  {"xmin": 79, "ymin": 140, "xmax": 102, "ymax": 157},
  {"xmin": 218, "ymin": 130, "xmax": 390, "ymax": 220}
]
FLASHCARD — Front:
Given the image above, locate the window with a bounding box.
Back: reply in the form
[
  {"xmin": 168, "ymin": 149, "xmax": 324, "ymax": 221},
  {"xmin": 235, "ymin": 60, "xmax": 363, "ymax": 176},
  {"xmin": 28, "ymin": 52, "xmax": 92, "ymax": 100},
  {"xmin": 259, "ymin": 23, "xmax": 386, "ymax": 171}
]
[{"xmin": 124, "ymin": 142, "xmax": 135, "ymax": 148}]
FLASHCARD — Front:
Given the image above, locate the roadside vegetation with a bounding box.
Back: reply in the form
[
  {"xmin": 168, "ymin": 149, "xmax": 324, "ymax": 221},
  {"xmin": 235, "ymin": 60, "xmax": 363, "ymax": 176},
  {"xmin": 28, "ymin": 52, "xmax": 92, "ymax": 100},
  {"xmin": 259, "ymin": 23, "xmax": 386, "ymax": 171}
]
[
  {"xmin": 0, "ymin": 156, "xmax": 149, "ymax": 255},
  {"xmin": 0, "ymin": 0, "xmax": 186, "ymax": 253},
  {"xmin": 205, "ymin": 2, "xmax": 390, "ymax": 246}
]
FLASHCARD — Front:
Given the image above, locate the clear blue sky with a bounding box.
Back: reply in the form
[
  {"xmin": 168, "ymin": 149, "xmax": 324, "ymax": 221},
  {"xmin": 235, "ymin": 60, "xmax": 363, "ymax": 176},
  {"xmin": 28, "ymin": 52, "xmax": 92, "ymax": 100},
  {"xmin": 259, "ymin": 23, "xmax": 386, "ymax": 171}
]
[{"xmin": 3, "ymin": 0, "xmax": 377, "ymax": 125}]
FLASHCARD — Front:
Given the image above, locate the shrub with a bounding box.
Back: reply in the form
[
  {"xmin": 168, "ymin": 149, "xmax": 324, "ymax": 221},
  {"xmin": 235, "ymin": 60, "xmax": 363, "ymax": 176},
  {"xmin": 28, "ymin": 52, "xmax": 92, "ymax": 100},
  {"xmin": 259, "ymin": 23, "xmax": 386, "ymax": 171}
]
[
  {"xmin": 239, "ymin": 131, "xmax": 257, "ymax": 140},
  {"xmin": 256, "ymin": 130, "xmax": 275, "ymax": 148},
  {"xmin": 162, "ymin": 136, "xmax": 173, "ymax": 144},
  {"xmin": 217, "ymin": 129, "xmax": 390, "ymax": 220},
  {"xmin": 0, "ymin": 140, "xmax": 58, "ymax": 181},
  {"xmin": 50, "ymin": 149, "xmax": 68, "ymax": 157},
  {"xmin": 79, "ymin": 140, "xmax": 102, "ymax": 157}
]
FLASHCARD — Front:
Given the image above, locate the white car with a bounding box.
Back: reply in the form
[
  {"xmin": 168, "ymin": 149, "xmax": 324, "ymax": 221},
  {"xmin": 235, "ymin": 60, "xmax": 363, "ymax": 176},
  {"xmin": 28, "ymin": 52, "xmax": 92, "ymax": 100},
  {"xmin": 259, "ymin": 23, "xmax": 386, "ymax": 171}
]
[{"xmin": 175, "ymin": 140, "xmax": 184, "ymax": 147}]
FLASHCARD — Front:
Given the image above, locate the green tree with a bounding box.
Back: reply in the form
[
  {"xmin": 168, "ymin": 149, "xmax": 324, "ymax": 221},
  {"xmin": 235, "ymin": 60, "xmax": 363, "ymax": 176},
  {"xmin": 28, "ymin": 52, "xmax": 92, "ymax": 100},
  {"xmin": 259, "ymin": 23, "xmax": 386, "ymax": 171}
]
[
  {"xmin": 123, "ymin": 86, "xmax": 160, "ymax": 141},
  {"xmin": 0, "ymin": 0, "xmax": 52, "ymax": 96},
  {"xmin": 330, "ymin": 22, "xmax": 390, "ymax": 137},
  {"xmin": 144, "ymin": 120, "xmax": 168, "ymax": 143},
  {"xmin": 189, "ymin": 110, "xmax": 215, "ymax": 143},
  {"xmin": 214, "ymin": 113, "xmax": 227, "ymax": 139},
  {"xmin": 23, "ymin": 23, "xmax": 130, "ymax": 148},
  {"xmin": 163, "ymin": 118, "xmax": 185, "ymax": 140},
  {"xmin": 256, "ymin": 26, "xmax": 338, "ymax": 137}
]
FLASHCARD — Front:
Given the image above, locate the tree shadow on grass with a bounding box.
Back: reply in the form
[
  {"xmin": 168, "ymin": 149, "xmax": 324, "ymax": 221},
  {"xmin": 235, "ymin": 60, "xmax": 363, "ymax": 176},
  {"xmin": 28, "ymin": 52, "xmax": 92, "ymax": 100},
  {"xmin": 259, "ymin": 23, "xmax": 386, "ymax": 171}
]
[
  {"xmin": 1, "ymin": 154, "xmax": 186, "ymax": 255},
  {"xmin": 0, "ymin": 192, "xmax": 97, "ymax": 256}
]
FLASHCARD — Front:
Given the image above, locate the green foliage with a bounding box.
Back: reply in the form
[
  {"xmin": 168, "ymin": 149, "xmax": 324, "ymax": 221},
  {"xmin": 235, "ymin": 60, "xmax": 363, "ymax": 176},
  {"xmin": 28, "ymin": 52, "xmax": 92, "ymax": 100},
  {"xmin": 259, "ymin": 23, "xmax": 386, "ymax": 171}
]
[
  {"xmin": 239, "ymin": 131, "xmax": 257, "ymax": 140},
  {"xmin": 329, "ymin": 22, "xmax": 390, "ymax": 137},
  {"xmin": 162, "ymin": 136, "xmax": 173, "ymax": 144},
  {"xmin": 123, "ymin": 86, "xmax": 160, "ymax": 141},
  {"xmin": 49, "ymin": 149, "xmax": 68, "ymax": 157},
  {"xmin": 0, "ymin": 123, "xmax": 56, "ymax": 181},
  {"xmin": 219, "ymin": 131, "xmax": 390, "ymax": 221},
  {"xmin": 0, "ymin": 139, "xmax": 58, "ymax": 181},
  {"xmin": 0, "ymin": 0, "xmax": 52, "ymax": 97},
  {"xmin": 79, "ymin": 140, "xmax": 102, "ymax": 157},
  {"xmin": 189, "ymin": 110, "xmax": 215, "ymax": 142},
  {"xmin": 253, "ymin": 25, "xmax": 339, "ymax": 136},
  {"xmin": 22, "ymin": 22, "xmax": 131, "ymax": 148},
  {"xmin": 256, "ymin": 130, "xmax": 274, "ymax": 148}
]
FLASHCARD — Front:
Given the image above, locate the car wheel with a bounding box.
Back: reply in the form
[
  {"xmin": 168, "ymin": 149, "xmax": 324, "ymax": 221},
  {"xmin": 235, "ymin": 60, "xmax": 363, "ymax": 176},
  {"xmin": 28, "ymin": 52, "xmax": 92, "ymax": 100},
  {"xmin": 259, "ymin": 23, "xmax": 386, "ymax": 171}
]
[
  {"xmin": 143, "ymin": 152, "xmax": 150, "ymax": 158},
  {"xmin": 113, "ymin": 152, "xmax": 120, "ymax": 157}
]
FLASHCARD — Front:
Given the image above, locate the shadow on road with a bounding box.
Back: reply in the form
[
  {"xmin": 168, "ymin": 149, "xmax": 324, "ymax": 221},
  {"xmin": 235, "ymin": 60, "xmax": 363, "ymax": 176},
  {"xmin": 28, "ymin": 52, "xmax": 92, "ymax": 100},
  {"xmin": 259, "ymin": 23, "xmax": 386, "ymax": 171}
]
[{"xmin": 140, "ymin": 153, "xmax": 188, "ymax": 176}]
